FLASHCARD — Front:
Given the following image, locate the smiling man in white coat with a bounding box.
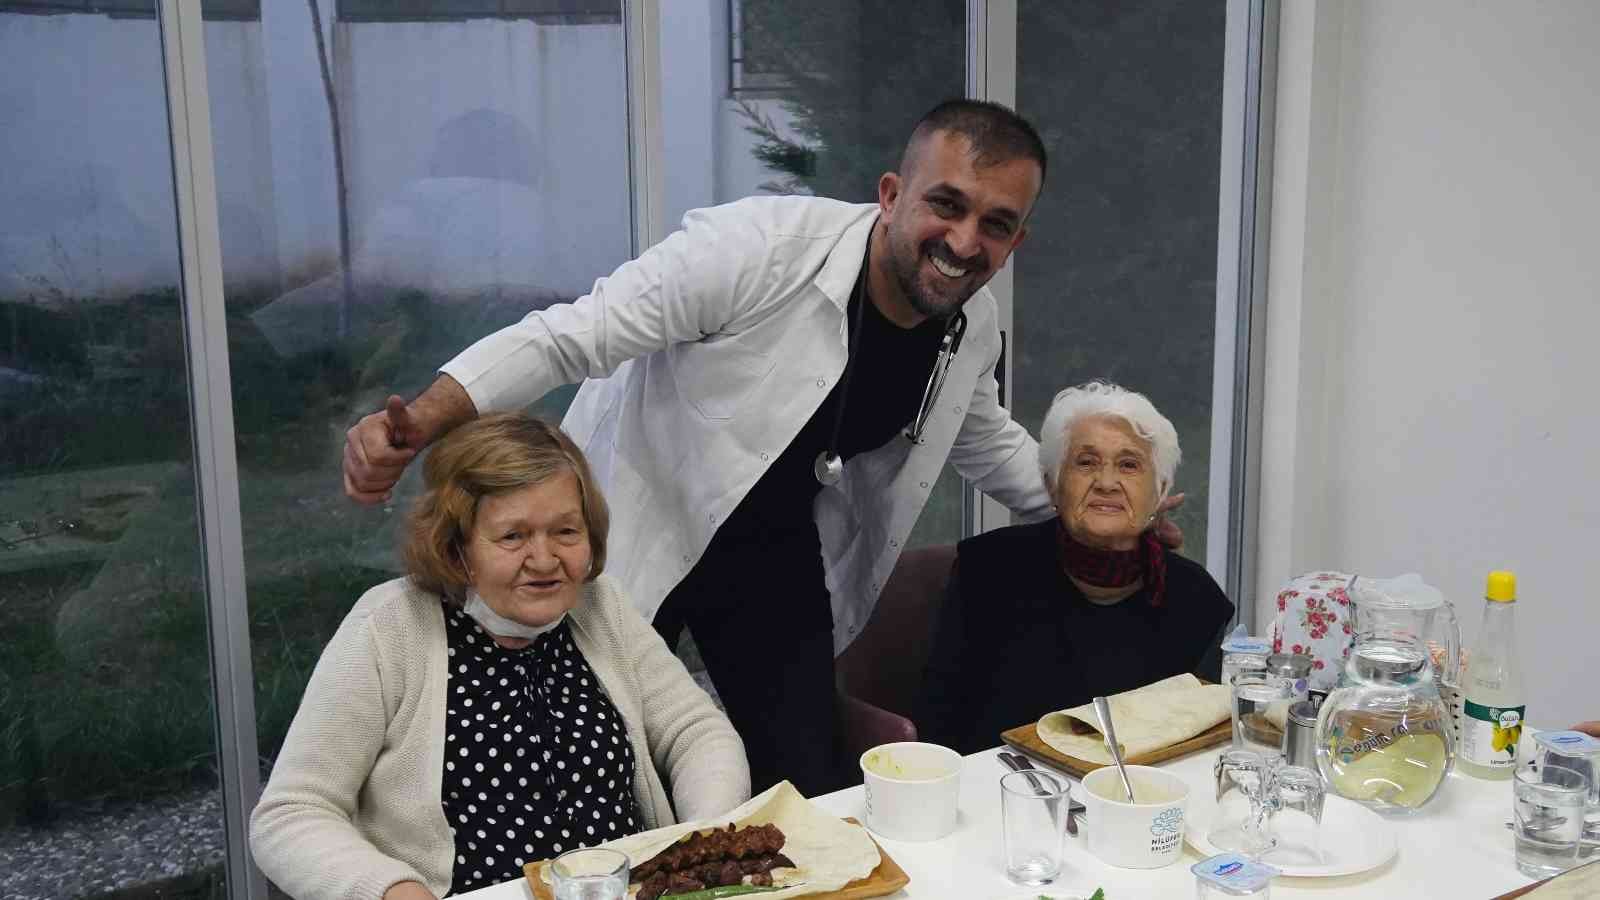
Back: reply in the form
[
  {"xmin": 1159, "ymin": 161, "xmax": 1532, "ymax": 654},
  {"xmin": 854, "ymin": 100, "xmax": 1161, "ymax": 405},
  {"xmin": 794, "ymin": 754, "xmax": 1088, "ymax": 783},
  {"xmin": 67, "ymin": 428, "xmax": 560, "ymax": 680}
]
[{"xmin": 345, "ymin": 100, "xmax": 1158, "ymax": 796}]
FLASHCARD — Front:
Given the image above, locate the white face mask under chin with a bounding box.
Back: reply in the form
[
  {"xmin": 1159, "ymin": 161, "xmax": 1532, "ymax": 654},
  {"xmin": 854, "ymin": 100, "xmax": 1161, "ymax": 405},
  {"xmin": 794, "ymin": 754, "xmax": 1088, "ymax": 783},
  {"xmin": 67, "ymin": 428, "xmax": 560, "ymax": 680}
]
[{"xmin": 463, "ymin": 589, "xmax": 565, "ymax": 640}]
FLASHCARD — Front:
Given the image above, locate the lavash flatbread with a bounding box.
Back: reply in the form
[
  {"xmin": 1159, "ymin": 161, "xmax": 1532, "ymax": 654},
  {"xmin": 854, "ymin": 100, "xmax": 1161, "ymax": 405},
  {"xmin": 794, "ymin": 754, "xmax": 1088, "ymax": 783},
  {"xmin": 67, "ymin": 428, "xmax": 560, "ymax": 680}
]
[
  {"xmin": 532, "ymin": 781, "xmax": 879, "ymax": 898},
  {"xmin": 1036, "ymin": 673, "xmax": 1231, "ymax": 764}
]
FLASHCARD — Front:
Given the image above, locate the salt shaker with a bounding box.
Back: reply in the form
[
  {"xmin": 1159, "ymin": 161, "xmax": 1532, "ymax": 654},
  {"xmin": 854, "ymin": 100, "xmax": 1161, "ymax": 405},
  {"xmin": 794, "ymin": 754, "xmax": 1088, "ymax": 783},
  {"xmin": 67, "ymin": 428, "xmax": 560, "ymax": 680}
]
[
  {"xmin": 1264, "ymin": 653, "xmax": 1312, "ymax": 701},
  {"xmin": 1282, "ymin": 699, "xmax": 1321, "ymax": 770}
]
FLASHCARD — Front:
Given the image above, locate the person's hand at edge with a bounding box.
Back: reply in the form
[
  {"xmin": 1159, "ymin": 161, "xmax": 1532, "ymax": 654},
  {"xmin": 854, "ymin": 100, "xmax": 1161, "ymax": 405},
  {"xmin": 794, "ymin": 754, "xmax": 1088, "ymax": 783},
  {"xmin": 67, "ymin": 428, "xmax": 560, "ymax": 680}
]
[
  {"xmin": 1153, "ymin": 492, "xmax": 1186, "ymax": 550},
  {"xmin": 1572, "ymin": 721, "xmax": 1600, "ymax": 739},
  {"xmin": 343, "ymin": 375, "xmax": 475, "ymax": 505},
  {"xmin": 381, "ymin": 881, "xmax": 436, "ymax": 900}
]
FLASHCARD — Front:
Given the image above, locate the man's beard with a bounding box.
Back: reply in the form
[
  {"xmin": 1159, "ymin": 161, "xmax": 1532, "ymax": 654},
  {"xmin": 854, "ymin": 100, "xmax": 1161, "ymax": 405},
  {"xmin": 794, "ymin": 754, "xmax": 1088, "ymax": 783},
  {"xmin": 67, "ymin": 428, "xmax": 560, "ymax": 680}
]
[{"xmin": 888, "ymin": 233, "xmax": 989, "ymax": 320}]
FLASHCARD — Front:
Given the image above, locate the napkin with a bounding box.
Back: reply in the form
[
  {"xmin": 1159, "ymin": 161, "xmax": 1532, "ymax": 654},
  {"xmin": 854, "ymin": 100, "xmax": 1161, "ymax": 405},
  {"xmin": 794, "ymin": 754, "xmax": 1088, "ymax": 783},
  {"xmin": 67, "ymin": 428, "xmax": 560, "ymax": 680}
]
[{"xmin": 1036, "ymin": 674, "xmax": 1232, "ymax": 764}]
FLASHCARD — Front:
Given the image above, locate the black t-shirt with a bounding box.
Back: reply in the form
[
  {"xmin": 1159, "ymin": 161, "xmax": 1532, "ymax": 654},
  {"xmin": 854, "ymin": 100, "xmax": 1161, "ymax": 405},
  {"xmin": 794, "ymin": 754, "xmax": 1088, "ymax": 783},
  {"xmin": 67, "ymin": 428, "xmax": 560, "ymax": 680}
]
[{"xmin": 697, "ymin": 265, "xmax": 947, "ymax": 551}]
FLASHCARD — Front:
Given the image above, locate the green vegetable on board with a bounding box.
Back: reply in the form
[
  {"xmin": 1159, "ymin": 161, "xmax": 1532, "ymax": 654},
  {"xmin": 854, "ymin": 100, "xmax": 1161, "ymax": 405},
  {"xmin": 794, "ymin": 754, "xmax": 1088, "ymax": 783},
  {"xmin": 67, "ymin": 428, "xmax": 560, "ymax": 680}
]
[
  {"xmin": 660, "ymin": 883, "xmax": 790, "ymax": 900},
  {"xmin": 1034, "ymin": 886, "xmax": 1104, "ymax": 900}
]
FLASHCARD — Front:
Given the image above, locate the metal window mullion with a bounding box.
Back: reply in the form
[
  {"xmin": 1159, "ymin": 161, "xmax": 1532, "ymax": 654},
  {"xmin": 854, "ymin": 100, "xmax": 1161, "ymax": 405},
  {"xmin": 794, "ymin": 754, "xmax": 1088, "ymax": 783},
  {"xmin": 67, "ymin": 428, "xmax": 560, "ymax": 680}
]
[
  {"xmin": 624, "ymin": 0, "xmax": 665, "ymax": 255},
  {"xmin": 157, "ymin": 3, "xmax": 265, "ymax": 898},
  {"xmin": 1207, "ymin": 1, "xmax": 1250, "ymax": 598},
  {"xmin": 964, "ymin": 0, "xmax": 1017, "ymax": 539},
  {"xmin": 1212, "ymin": 0, "xmax": 1278, "ymax": 630}
]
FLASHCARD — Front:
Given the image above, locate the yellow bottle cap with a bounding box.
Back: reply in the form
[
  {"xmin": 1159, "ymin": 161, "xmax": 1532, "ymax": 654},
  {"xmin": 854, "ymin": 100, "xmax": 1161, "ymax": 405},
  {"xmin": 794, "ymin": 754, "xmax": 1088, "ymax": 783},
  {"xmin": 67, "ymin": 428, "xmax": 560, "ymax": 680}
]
[{"xmin": 1486, "ymin": 570, "xmax": 1517, "ymax": 602}]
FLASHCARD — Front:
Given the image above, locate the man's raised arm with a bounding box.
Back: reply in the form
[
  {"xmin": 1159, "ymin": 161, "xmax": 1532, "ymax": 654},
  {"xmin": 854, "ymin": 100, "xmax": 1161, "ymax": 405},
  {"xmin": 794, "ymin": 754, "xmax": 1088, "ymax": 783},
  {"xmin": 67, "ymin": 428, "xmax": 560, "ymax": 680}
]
[
  {"xmin": 342, "ymin": 375, "xmax": 476, "ymax": 505},
  {"xmin": 338, "ymin": 198, "xmax": 782, "ymax": 504}
]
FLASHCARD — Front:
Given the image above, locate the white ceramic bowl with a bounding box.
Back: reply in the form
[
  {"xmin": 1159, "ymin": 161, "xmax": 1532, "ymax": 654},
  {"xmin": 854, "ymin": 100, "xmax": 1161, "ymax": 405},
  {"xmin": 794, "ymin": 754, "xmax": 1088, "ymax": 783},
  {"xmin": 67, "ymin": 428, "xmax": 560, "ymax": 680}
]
[{"xmin": 858, "ymin": 741, "xmax": 962, "ymax": 841}]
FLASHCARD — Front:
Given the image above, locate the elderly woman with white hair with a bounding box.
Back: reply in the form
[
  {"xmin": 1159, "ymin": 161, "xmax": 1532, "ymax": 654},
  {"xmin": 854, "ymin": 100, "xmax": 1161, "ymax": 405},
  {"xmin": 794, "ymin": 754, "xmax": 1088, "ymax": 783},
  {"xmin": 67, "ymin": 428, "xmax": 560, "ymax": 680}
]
[{"xmin": 918, "ymin": 381, "xmax": 1234, "ymax": 754}]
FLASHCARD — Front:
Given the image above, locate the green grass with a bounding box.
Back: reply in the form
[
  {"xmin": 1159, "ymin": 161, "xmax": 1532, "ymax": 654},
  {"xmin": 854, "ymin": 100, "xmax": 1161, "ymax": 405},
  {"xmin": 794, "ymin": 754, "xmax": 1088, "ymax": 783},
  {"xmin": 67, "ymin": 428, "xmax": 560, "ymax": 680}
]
[
  {"xmin": 0, "ymin": 287, "xmax": 541, "ymax": 824},
  {"xmin": 0, "ymin": 480, "xmax": 393, "ymax": 826},
  {"xmin": 0, "ymin": 566, "xmax": 215, "ymax": 825}
]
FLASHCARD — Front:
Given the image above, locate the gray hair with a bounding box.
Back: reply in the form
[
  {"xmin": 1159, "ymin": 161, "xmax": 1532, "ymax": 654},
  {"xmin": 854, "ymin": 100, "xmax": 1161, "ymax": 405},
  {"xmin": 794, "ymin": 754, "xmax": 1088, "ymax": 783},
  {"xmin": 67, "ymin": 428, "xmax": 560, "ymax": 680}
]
[{"xmin": 1038, "ymin": 381, "xmax": 1181, "ymax": 497}]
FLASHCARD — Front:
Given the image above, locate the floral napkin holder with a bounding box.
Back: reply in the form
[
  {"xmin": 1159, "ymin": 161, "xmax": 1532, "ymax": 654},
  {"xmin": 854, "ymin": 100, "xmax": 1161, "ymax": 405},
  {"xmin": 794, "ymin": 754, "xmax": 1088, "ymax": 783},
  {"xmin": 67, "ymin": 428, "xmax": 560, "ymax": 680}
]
[{"xmin": 1269, "ymin": 571, "xmax": 1355, "ymax": 695}]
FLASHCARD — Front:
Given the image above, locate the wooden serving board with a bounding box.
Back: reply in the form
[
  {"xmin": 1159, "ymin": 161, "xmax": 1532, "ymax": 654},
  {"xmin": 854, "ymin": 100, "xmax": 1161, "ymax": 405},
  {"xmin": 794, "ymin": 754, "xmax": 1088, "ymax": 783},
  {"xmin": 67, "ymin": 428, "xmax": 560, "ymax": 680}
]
[
  {"xmin": 1491, "ymin": 859, "xmax": 1600, "ymax": 898},
  {"xmin": 523, "ymin": 818, "xmax": 909, "ymax": 900},
  {"xmin": 999, "ymin": 718, "xmax": 1233, "ymax": 779}
]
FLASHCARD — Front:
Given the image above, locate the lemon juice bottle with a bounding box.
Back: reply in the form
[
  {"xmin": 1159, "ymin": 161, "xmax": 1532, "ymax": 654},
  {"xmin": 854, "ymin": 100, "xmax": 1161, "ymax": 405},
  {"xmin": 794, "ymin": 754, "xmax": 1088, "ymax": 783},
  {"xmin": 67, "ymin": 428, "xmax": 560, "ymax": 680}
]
[{"xmin": 1457, "ymin": 570, "xmax": 1524, "ymax": 780}]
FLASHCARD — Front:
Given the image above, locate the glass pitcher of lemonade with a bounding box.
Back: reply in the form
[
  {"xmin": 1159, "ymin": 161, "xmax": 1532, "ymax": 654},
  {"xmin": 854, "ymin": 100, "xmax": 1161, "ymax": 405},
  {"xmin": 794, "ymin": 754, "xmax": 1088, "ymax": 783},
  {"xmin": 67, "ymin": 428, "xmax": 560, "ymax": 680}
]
[{"xmin": 1314, "ymin": 576, "xmax": 1455, "ymax": 814}]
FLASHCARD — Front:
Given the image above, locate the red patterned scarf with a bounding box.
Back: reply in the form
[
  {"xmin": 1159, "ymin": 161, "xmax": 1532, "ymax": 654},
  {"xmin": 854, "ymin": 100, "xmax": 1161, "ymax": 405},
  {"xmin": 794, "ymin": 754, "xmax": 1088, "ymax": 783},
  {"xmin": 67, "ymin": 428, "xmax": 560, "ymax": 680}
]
[{"xmin": 1056, "ymin": 520, "xmax": 1168, "ymax": 607}]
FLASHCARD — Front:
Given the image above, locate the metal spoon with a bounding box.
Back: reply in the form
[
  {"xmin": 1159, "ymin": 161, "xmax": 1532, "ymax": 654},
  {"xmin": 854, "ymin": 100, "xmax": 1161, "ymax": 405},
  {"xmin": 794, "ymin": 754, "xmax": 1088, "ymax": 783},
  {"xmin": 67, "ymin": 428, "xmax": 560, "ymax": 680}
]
[{"xmin": 1093, "ymin": 696, "xmax": 1137, "ymax": 802}]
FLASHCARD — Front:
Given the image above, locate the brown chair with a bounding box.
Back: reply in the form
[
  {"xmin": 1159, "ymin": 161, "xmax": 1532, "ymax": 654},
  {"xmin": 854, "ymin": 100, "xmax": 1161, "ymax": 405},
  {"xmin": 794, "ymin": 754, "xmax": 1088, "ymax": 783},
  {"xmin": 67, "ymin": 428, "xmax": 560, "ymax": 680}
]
[{"xmin": 834, "ymin": 543, "xmax": 958, "ymax": 761}]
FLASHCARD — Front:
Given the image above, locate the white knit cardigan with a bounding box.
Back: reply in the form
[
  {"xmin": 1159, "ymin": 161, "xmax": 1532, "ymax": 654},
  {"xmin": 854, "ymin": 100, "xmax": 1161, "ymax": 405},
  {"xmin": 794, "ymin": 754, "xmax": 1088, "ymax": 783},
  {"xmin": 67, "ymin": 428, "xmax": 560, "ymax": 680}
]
[{"xmin": 249, "ymin": 575, "xmax": 750, "ymax": 900}]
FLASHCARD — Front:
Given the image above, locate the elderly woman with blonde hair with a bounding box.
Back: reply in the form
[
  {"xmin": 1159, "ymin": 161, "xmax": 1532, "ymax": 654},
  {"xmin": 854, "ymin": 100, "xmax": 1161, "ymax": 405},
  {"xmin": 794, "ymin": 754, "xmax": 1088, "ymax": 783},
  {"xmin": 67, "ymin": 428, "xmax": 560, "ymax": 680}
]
[
  {"xmin": 251, "ymin": 414, "xmax": 748, "ymax": 900},
  {"xmin": 919, "ymin": 381, "xmax": 1234, "ymax": 754}
]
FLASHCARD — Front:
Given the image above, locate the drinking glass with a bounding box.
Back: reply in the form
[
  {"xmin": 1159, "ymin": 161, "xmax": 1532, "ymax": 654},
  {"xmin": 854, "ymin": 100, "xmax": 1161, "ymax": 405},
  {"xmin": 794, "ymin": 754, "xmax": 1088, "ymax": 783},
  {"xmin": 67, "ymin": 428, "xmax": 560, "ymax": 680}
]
[
  {"xmin": 1000, "ymin": 769, "xmax": 1069, "ymax": 885},
  {"xmin": 1209, "ymin": 749, "xmax": 1275, "ymax": 856},
  {"xmin": 1262, "ymin": 764, "xmax": 1325, "ymax": 868},
  {"xmin": 1528, "ymin": 730, "xmax": 1600, "ymax": 858},
  {"xmin": 1513, "ymin": 765, "xmax": 1588, "ymax": 879},
  {"xmin": 551, "ymin": 847, "xmax": 629, "ymax": 900},
  {"xmin": 1232, "ymin": 671, "xmax": 1292, "ymax": 760}
]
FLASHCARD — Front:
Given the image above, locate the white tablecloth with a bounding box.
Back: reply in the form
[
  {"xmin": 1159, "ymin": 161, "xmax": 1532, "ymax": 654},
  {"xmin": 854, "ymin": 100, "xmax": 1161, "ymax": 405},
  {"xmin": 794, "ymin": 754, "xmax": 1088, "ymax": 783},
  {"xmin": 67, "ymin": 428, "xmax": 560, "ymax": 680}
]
[{"xmin": 458, "ymin": 746, "xmax": 1538, "ymax": 900}]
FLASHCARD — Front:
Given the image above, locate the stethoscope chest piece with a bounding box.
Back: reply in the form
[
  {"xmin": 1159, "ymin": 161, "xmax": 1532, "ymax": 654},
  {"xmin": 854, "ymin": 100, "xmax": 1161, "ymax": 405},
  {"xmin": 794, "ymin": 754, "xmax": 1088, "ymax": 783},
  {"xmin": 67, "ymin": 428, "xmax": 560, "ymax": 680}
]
[{"xmin": 813, "ymin": 450, "xmax": 844, "ymax": 486}]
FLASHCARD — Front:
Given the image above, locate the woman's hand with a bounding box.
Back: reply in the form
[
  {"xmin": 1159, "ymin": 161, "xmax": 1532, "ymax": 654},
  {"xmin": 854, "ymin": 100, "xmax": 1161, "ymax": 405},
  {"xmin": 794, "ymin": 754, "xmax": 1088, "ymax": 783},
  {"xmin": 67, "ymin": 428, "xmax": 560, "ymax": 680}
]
[
  {"xmin": 1153, "ymin": 492, "xmax": 1186, "ymax": 549},
  {"xmin": 1572, "ymin": 721, "xmax": 1600, "ymax": 738},
  {"xmin": 382, "ymin": 881, "xmax": 437, "ymax": 900}
]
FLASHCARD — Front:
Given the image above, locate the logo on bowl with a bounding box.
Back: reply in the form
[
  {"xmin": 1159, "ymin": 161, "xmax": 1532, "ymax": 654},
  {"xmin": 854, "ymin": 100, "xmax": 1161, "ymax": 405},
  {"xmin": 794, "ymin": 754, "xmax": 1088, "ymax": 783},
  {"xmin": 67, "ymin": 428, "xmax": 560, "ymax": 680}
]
[
  {"xmin": 1213, "ymin": 860, "xmax": 1244, "ymax": 876},
  {"xmin": 1150, "ymin": 807, "xmax": 1184, "ymax": 837}
]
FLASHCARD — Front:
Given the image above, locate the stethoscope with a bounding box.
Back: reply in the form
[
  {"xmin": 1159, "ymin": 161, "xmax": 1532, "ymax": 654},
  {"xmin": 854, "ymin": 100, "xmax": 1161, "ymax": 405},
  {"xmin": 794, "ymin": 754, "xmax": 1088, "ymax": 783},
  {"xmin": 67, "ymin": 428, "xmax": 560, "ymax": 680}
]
[{"xmin": 812, "ymin": 277, "xmax": 969, "ymax": 486}]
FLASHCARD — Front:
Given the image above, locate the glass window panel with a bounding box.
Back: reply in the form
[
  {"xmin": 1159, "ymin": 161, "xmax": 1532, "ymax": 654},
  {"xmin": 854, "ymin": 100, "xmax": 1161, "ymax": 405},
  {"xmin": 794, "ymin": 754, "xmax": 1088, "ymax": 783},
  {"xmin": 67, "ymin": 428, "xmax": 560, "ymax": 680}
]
[
  {"xmin": 336, "ymin": 0, "xmax": 617, "ymax": 23},
  {"xmin": 0, "ymin": 7, "xmax": 226, "ymax": 899},
  {"xmin": 199, "ymin": 4, "xmax": 631, "ymax": 884},
  {"xmin": 0, "ymin": 1, "xmax": 261, "ymax": 20},
  {"xmin": 662, "ymin": 0, "xmax": 967, "ymax": 553},
  {"xmin": 1014, "ymin": 0, "xmax": 1227, "ymax": 563}
]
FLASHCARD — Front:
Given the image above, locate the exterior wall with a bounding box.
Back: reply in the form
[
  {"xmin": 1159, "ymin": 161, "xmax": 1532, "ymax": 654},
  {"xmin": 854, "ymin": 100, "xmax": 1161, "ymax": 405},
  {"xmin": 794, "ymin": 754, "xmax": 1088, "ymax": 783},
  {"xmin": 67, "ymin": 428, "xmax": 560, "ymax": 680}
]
[
  {"xmin": 1, "ymin": 2, "xmax": 791, "ymax": 303},
  {"xmin": 0, "ymin": 13, "xmax": 180, "ymax": 299}
]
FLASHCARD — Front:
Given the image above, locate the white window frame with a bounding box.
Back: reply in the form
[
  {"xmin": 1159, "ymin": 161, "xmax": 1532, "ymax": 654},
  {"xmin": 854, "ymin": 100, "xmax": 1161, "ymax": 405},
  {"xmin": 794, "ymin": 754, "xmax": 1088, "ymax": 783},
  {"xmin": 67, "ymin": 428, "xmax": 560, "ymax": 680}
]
[{"xmin": 157, "ymin": 1, "xmax": 265, "ymax": 897}]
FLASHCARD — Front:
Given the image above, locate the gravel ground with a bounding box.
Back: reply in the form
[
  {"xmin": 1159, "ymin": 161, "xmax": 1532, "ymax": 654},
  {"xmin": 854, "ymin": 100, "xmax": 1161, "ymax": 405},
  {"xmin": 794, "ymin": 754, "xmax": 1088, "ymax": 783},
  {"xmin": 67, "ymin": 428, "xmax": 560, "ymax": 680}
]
[{"xmin": 0, "ymin": 787, "xmax": 224, "ymax": 900}]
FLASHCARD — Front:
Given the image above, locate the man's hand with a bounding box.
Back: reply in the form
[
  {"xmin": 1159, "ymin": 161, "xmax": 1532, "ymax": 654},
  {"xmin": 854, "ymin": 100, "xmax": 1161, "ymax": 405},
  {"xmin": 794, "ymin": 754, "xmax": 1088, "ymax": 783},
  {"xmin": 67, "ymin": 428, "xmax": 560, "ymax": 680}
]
[
  {"xmin": 381, "ymin": 881, "xmax": 436, "ymax": 900},
  {"xmin": 1572, "ymin": 721, "xmax": 1600, "ymax": 739},
  {"xmin": 1153, "ymin": 492, "xmax": 1186, "ymax": 550},
  {"xmin": 344, "ymin": 396, "xmax": 421, "ymax": 505},
  {"xmin": 343, "ymin": 375, "xmax": 476, "ymax": 505}
]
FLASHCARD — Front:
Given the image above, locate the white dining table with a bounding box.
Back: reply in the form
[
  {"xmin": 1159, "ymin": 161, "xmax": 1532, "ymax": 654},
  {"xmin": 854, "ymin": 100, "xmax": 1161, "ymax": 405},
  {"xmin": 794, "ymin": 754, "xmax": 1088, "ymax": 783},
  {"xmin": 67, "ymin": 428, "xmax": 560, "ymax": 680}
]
[{"xmin": 459, "ymin": 745, "xmax": 1542, "ymax": 900}]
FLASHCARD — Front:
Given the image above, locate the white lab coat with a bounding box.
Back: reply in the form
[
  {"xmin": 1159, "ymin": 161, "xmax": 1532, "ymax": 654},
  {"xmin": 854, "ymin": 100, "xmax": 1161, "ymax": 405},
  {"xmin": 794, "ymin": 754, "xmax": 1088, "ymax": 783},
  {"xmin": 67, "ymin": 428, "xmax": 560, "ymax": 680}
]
[{"xmin": 441, "ymin": 195, "xmax": 1054, "ymax": 653}]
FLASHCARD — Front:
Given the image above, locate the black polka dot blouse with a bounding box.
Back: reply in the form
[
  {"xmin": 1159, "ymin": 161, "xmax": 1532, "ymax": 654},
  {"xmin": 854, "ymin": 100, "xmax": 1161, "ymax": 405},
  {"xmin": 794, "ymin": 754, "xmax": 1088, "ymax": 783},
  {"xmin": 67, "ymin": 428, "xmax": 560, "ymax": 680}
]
[{"xmin": 441, "ymin": 603, "xmax": 642, "ymax": 895}]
